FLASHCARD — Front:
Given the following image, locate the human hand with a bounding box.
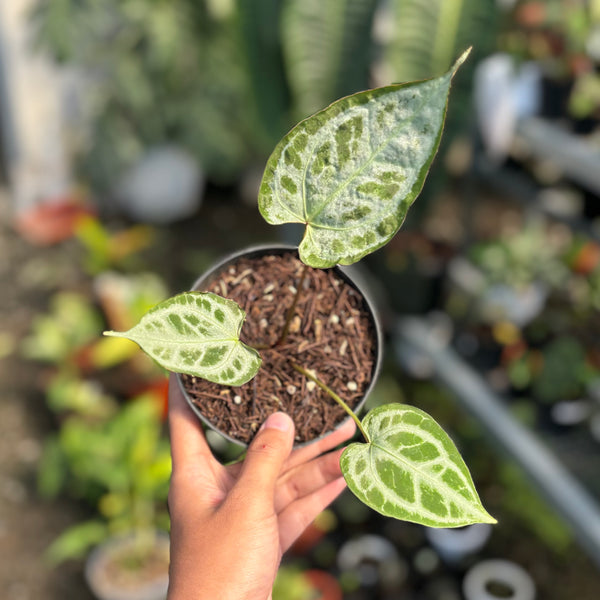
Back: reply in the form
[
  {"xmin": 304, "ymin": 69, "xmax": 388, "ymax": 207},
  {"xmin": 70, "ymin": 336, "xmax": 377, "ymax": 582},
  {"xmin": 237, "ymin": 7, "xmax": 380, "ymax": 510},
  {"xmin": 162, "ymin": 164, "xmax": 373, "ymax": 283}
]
[{"xmin": 166, "ymin": 374, "xmax": 356, "ymax": 600}]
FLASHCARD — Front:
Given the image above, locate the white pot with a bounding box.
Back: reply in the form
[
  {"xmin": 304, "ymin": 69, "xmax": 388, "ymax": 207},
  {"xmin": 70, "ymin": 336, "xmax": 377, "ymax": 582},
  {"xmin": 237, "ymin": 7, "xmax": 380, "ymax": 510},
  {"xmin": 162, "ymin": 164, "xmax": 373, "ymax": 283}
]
[
  {"xmin": 85, "ymin": 533, "xmax": 170, "ymax": 600},
  {"xmin": 114, "ymin": 146, "xmax": 203, "ymax": 224},
  {"xmin": 425, "ymin": 523, "xmax": 492, "ymax": 565},
  {"xmin": 463, "ymin": 559, "xmax": 535, "ymax": 600}
]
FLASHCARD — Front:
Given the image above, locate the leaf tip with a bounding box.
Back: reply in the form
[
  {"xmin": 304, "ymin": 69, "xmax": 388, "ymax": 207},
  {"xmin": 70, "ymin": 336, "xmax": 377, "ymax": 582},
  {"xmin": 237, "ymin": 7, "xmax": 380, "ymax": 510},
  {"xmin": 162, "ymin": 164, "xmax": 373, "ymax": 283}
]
[
  {"xmin": 483, "ymin": 512, "xmax": 498, "ymax": 525},
  {"xmin": 102, "ymin": 330, "xmax": 121, "ymax": 338},
  {"xmin": 451, "ymin": 47, "xmax": 472, "ymax": 77}
]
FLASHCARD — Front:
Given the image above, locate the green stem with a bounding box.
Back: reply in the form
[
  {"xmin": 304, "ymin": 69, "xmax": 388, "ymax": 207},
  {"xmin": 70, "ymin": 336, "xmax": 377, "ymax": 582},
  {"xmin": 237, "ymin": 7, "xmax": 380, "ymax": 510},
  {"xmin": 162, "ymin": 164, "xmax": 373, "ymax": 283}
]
[
  {"xmin": 224, "ymin": 451, "xmax": 247, "ymax": 466},
  {"xmin": 290, "ymin": 362, "xmax": 370, "ymax": 443},
  {"xmin": 277, "ymin": 263, "xmax": 309, "ymax": 346}
]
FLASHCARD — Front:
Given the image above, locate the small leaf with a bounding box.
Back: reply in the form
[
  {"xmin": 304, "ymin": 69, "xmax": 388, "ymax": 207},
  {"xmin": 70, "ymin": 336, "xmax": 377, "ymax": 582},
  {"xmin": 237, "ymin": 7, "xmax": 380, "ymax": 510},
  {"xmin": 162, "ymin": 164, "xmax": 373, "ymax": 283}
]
[
  {"xmin": 45, "ymin": 521, "xmax": 108, "ymax": 564},
  {"xmin": 340, "ymin": 404, "xmax": 496, "ymax": 527},
  {"xmin": 259, "ymin": 49, "xmax": 470, "ymax": 267},
  {"xmin": 104, "ymin": 292, "xmax": 262, "ymax": 386}
]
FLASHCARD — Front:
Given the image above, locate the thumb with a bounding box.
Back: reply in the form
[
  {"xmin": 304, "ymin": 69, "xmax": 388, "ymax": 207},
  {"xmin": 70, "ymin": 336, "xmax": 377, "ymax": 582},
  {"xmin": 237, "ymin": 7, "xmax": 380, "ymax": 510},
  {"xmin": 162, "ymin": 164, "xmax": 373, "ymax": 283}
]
[{"xmin": 234, "ymin": 412, "xmax": 294, "ymax": 503}]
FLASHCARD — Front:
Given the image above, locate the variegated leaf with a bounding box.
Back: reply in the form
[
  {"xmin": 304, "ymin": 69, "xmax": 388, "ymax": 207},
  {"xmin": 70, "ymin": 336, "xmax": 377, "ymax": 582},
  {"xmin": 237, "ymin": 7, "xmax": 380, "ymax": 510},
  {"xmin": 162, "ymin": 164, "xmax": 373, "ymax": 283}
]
[
  {"xmin": 259, "ymin": 49, "xmax": 470, "ymax": 268},
  {"xmin": 104, "ymin": 292, "xmax": 261, "ymax": 386},
  {"xmin": 340, "ymin": 404, "xmax": 496, "ymax": 527}
]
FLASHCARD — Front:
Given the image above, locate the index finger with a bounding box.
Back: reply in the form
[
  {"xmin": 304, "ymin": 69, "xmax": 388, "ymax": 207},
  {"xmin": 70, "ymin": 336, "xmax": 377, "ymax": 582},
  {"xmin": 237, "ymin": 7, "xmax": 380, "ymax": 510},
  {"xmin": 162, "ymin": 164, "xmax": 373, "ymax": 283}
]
[{"xmin": 168, "ymin": 373, "xmax": 215, "ymax": 471}]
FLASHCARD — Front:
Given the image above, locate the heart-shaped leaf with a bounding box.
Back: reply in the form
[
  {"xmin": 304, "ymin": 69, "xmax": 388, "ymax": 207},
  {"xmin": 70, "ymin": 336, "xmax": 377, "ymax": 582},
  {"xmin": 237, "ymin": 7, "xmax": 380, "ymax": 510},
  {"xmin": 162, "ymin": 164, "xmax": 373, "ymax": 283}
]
[
  {"xmin": 259, "ymin": 49, "xmax": 470, "ymax": 268},
  {"xmin": 340, "ymin": 404, "xmax": 496, "ymax": 527},
  {"xmin": 104, "ymin": 292, "xmax": 261, "ymax": 386}
]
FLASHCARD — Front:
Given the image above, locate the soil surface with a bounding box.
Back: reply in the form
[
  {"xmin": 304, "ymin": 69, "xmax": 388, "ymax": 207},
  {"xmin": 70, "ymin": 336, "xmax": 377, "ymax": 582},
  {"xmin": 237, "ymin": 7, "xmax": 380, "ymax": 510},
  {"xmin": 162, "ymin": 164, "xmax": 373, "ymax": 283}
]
[{"xmin": 182, "ymin": 251, "xmax": 378, "ymax": 444}]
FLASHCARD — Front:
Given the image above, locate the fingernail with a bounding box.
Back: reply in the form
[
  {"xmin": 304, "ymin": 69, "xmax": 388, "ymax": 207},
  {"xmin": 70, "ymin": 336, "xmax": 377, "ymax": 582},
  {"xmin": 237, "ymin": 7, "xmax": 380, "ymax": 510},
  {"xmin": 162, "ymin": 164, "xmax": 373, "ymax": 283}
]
[{"xmin": 260, "ymin": 412, "xmax": 292, "ymax": 432}]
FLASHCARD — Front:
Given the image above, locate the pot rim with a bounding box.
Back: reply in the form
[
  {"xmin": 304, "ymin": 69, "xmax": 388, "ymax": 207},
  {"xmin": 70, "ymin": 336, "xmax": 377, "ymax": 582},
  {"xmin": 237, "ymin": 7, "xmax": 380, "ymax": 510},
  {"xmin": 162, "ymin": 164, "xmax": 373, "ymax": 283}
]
[{"xmin": 176, "ymin": 243, "xmax": 383, "ymax": 448}]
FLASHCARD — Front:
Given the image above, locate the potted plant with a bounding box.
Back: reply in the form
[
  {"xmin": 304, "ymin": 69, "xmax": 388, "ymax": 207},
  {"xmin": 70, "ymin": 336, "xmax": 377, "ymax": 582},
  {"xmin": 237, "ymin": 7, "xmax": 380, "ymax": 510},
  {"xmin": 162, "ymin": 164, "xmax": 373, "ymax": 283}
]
[
  {"xmin": 105, "ymin": 49, "xmax": 495, "ymax": 529},
  {"xmin": 42, "ymin": 395, "xmax": 171, "ymax": 600}
]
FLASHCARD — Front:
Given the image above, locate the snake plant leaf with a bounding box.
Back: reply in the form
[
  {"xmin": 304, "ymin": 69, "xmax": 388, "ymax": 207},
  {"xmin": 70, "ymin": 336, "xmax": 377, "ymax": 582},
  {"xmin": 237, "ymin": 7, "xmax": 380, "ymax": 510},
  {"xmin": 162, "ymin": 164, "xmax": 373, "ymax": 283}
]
[
  {"xmin": 103, "ymin": 292, "xmax": 261, "ymax": 386},
  {"xmin": 341, "ymin": 404, "xmax": 496, "ymax": 527},
  {"xmin": 259, "ymin": 49, "xmax": 470, "ymax": 268}
]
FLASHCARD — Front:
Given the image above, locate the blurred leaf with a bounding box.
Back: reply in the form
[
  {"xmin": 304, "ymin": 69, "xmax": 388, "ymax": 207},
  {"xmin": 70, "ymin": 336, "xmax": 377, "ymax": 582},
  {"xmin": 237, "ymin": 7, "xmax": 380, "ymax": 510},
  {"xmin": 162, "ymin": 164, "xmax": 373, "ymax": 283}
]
[
  {"xmin": 499, "ymin": 462, "xmax": 572, "ymax": 553},
  {"xmin": 273, "ymin": 566, "xmax": 315, "ymax": 600},
  {"xmin": 99, "ymin": 492, "xmax": 129, "ymax": 518},
  {"xmin": 0, "ymin": 331, "xmax": 16, "ymax": 360},
  {"xmin": 386, "ymin": 0, "xmax": 496, "ymax": 81},
  {"xmin": 534, "ymin": 337, "xmax": 588, "ymax": 403},
  {"xmin": 237, "ymin": 0, "xmax": 290, "ymax": 148},
  {"xmin": 281, "ymin": 0, "xmax": 379, "ymax": 119},
  {"xmin": 45, "ymin": 521, "xmax": 108, "ymax": 564},
  {"xmin": 95, "ymin": 271, "xmax": 168, "ymax": 333},
  {"xmin": 37, "ymin": 436, "xmax": 68, "ymax": 499},
  {"xmin": 21, "ymin": 292, "xmax": 103, "ymax": 364},
  {"xmin": 86, "ymin": 336, "xmax": 142, "ymax": 370},
  {"xmin": 46, "ymin": 372, "xmax": 118, "ymax": 418}
]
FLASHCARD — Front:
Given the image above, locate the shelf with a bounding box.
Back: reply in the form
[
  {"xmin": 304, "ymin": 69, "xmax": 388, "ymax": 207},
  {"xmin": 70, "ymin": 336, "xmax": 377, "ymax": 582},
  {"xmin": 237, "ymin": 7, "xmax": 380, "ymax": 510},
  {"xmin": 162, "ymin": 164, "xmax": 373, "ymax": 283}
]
[
  {"xmin": 515, "ymin": 118, "xmax": 600, "ymax": 197},
  {"xmin": 394, "ymin": 315, "xmax": 600, "ymax": 568}
]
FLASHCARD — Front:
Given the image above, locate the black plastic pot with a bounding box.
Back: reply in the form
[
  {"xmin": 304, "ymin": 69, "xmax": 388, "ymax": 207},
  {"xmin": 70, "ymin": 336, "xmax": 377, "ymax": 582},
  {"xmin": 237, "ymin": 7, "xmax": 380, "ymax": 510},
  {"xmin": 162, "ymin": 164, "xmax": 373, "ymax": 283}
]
[{"xmin": 176, "ymin": 244, "xmax": 383, "ymax": 448}]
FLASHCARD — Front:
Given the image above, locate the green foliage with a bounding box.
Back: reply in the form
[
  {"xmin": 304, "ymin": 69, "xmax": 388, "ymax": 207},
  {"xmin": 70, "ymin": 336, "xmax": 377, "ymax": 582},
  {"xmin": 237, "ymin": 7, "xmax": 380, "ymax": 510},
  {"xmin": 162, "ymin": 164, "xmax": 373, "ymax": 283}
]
[
  {"xmin": 33, "ymin": 0, "xmax": 493, "ymax": 191},
  {"xmin": 272, "ymin": 566, "xmax": 316, "ymax": 600},
  {"xmin": 32, "ymin": 0, "xmax": 259, "ymax": 188},
  {"xmin": 236, "ymin": 0, "xmax": 290, "ymax": 149},
  {"xmin": 40, "ymin": 396, "xmax": 171, "ymax": 562},
  {"xmin": 21, "ymin": 292, "xmax": 102, "ymax": 364},
  {"xmin": 105, "ymin": 292, "xmax": 262, "ymax": 385},
  {"xmin": 281, "ymin": 0, "xmax": 379, "ymax": 119},
  {"xmin": 385, "ymin": 0, "xmax": 496, "ymax": 82},
  {"xmin": 534, "ymin": 337, "xmax": 588, "ymax": 403},
  {"xmin": 383, "ymin": 0, "xmax": 498, "ymax": 178},
  {"xmin": 341, "ymin": 404, "xmax": 495, "ymax": 527},
  {"xmin": 45, "ymin": 521, "xmax": 109, "ymax": 565},
  {"xmin": 74, "ymin": 216, "xmax": 155, "ymax": 275},
  {"xmin": 469, "ymin": 224, "xmax": 570, "ymax": 290},
  {"xmin": 259, "ymin": 52, "xmax": 468, "ymax": 267},
  {"xmin": 46, "ymin": 371, "xmax": 119, "ymax": 418},
  {"xmin": 498, "ymin": 462, "xmax": 572, "ymax": 554},
  {"xmin": 96, "ymin": 55, "xmax": 494, "ymax": 528}
]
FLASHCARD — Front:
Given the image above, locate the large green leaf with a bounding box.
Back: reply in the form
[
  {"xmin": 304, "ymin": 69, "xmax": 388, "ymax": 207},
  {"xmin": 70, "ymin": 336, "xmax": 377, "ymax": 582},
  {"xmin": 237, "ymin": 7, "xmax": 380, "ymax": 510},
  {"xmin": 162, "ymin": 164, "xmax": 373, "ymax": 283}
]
[
  {"xmin": 340, "ymin": 404, "xmax": 496, "ymax": 527},
  {"xmin": 258, "ymin": 50, "xmax": 469, "ymax": 268},
  {"xmin": 104, "ymin": 292, "xmax": 261, "ymax": 386}
]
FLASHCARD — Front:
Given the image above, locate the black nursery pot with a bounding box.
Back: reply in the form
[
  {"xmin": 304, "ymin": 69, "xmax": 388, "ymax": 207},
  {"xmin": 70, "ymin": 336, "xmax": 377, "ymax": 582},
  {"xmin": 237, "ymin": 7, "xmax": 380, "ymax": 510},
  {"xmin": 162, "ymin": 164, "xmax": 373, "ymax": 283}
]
[{"xmin": 177, "ymin": 244, "xmax": 383, "ymax": 448}]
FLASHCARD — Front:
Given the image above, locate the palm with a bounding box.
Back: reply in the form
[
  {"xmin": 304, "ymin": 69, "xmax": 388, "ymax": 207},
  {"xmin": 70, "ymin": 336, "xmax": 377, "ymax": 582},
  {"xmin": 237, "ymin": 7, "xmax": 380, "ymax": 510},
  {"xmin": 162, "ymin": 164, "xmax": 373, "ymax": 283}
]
[{"xmin": 168, "ymin": 375, "xmax": 356, "ymax": 553}]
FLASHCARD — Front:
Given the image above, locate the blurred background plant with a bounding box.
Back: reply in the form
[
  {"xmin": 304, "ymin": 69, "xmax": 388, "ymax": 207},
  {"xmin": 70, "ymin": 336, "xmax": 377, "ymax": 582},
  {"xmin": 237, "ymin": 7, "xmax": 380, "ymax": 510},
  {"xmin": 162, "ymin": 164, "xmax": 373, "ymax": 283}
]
[
  {"xmin": 39, "ymin": 395, "xmax": 171, "ymax": 565},
  {"xmin": 30, "ymin": 0, "xmax": 498, "ymax": 208}
]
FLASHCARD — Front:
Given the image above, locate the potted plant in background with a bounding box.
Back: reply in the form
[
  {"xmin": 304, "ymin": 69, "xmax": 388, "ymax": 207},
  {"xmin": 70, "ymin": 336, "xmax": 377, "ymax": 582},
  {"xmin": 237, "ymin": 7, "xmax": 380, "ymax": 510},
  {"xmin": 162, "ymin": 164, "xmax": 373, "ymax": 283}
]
[
  {"xmin": 106, "ymin": 49, "xmax": 495, "ymax": 529},
  {"xmin": 41, "ymin": 394, "xmax": 171, "ymax": 600}
]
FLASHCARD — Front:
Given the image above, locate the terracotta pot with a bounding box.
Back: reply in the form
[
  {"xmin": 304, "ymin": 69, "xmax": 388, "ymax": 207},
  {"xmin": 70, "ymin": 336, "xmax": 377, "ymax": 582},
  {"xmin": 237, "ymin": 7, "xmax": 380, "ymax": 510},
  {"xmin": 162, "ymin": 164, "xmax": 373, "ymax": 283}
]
[{"xmin": 176, "ymin": 244, "xmax": 383, "ymax": 447}]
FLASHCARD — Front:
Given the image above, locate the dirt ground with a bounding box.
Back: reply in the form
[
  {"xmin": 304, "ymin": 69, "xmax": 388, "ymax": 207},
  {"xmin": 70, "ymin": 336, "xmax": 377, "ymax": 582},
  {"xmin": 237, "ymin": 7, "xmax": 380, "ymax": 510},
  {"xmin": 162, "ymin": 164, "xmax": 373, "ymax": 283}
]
[{"xmin": 0, "ymin": 191, "xmax": 94, "ymax": 599}]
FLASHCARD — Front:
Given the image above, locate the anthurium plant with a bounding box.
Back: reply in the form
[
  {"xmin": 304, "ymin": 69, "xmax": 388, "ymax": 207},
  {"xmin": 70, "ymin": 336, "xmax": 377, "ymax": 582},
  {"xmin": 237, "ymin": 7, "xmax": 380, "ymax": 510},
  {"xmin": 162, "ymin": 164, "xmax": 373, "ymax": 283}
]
[{"xmin": 105, "ymin": 49, "xmax": 496, "ymax": 528}]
